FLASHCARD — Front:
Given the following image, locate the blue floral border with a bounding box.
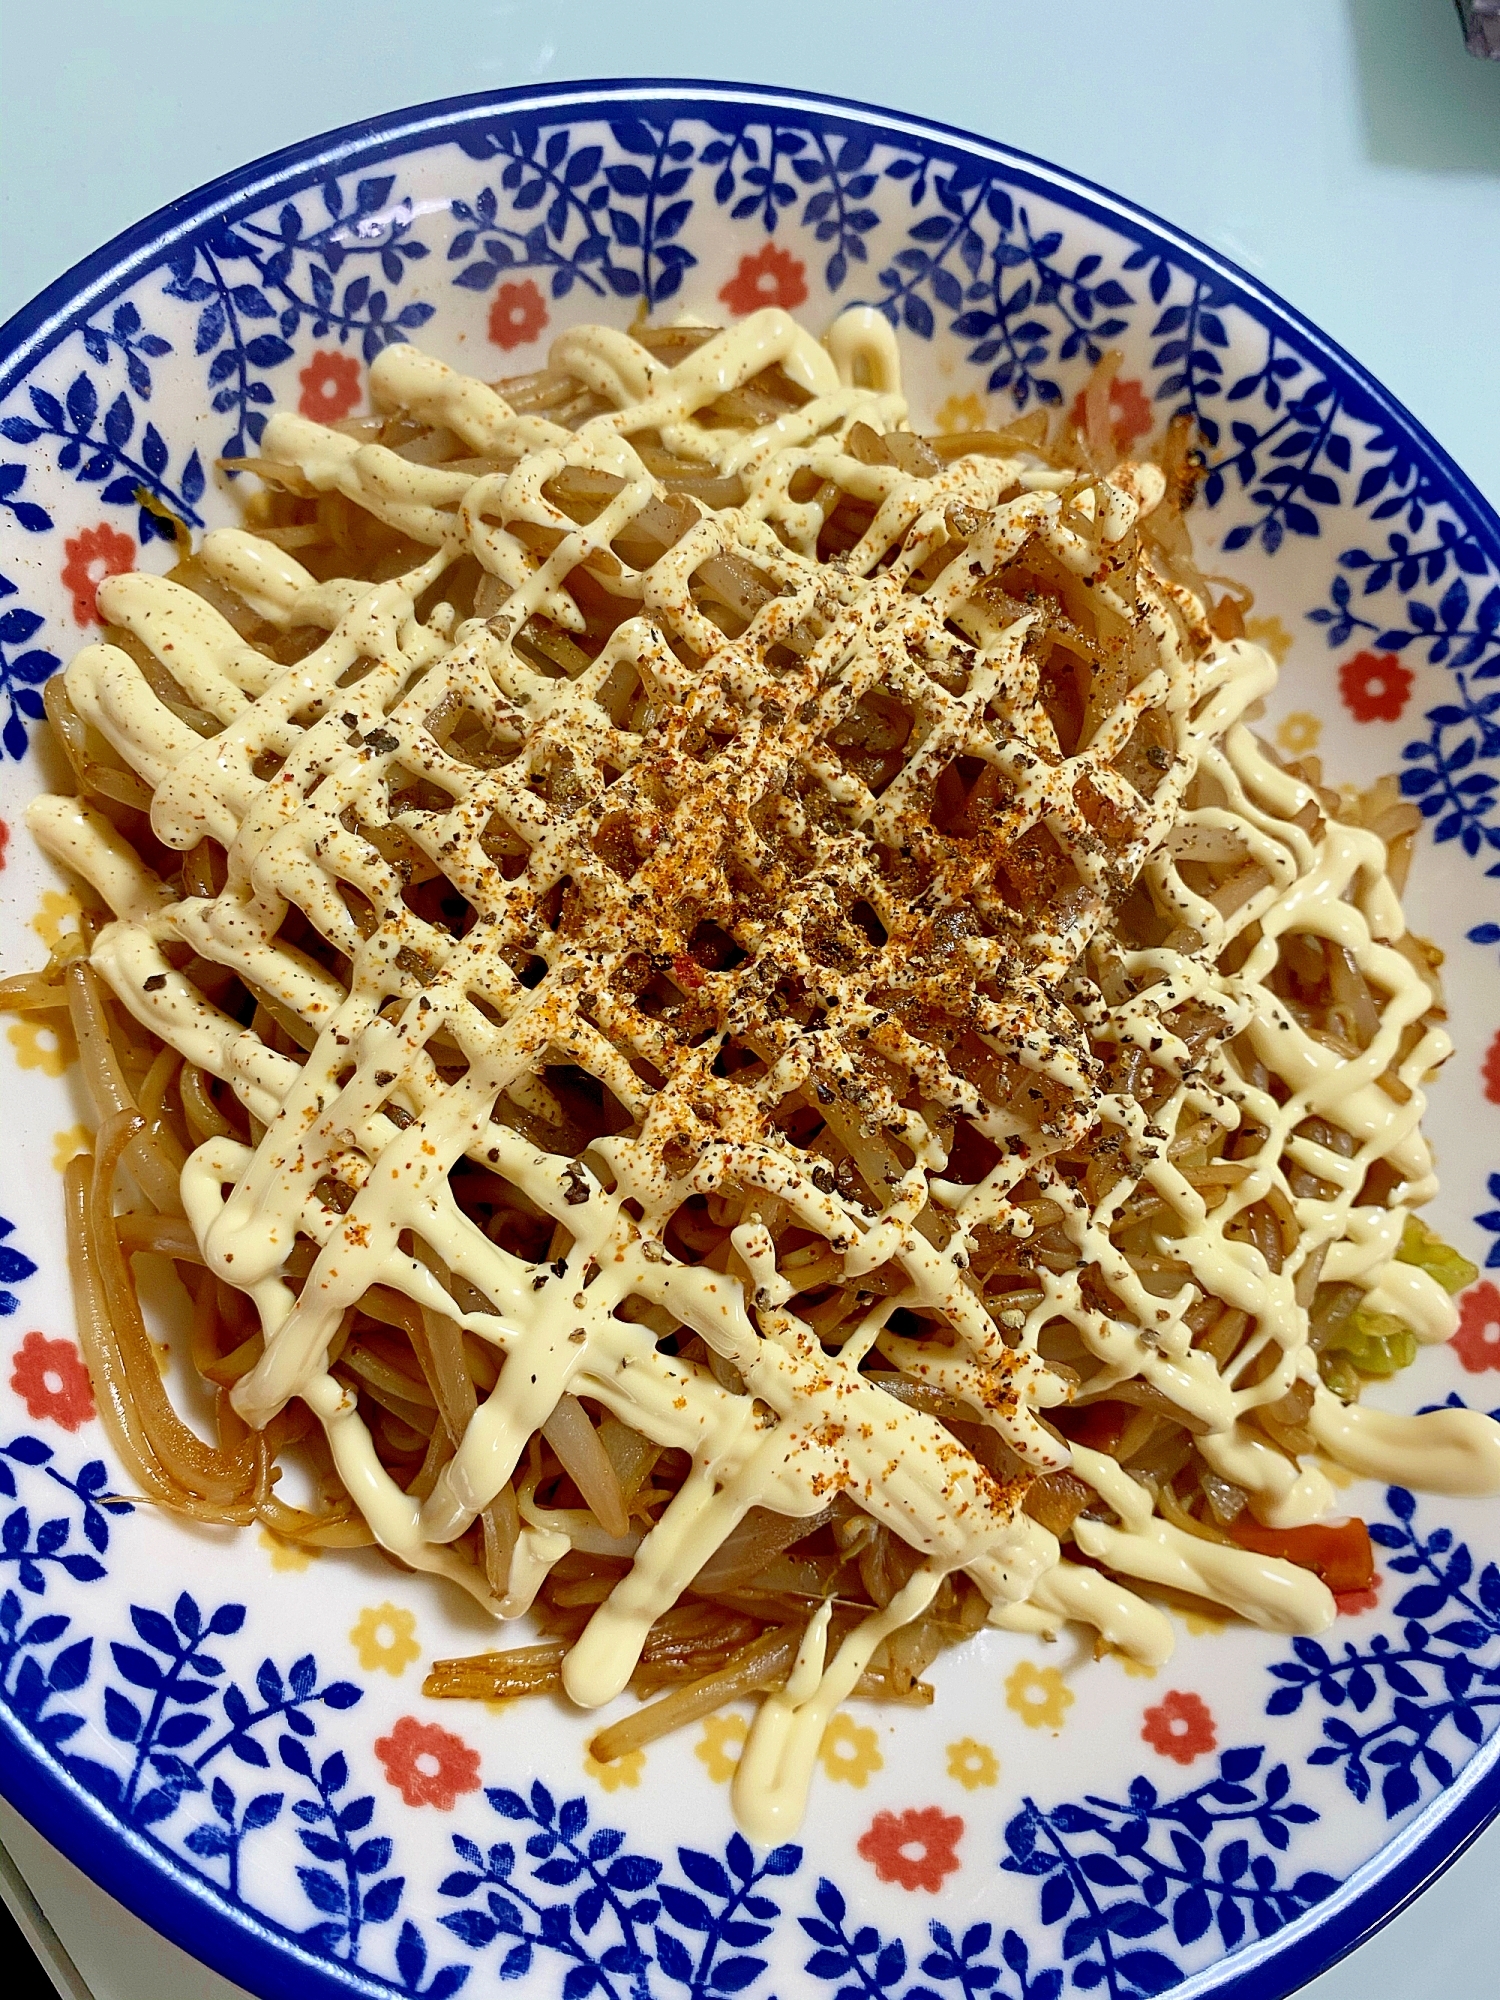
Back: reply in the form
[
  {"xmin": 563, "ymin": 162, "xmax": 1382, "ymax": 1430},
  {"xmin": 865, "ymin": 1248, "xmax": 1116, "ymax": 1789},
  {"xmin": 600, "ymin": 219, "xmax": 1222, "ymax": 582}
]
[
  {"xmin": 4, "ymin": 79, "xmax": 1500, "ymax": 2000},
  {"xmin": 4, "ymin": 79, "xmax": 1500, "ymax": 895},
  {"xmin": 0, "ymin": 1394, "xmax": 1496, "ymax": 2000},
  {"xmin": 0, "ymin": 1399, "xmax": 1495, "ymax": 2000}
]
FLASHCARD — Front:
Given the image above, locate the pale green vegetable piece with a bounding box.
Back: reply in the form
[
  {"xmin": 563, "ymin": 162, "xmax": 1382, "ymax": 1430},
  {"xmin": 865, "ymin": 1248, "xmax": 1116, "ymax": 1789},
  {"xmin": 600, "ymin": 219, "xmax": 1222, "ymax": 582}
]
[{"xmin": 1395, "ymin": 1214, "xmax": 1478, "ymax": 1295}]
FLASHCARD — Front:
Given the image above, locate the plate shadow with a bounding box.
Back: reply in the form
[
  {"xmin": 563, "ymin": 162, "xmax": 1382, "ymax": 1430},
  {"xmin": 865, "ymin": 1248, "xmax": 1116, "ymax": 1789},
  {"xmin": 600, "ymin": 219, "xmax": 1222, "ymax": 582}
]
[{"xmin": 1347, "ymin": 0, "xmax": 1500, "ymax": 172}]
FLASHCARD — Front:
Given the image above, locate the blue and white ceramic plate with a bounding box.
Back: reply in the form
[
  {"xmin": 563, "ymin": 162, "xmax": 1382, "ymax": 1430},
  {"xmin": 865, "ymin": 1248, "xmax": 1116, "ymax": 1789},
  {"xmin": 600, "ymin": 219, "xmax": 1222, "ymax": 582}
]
[{"xmin": 2, "ymin": 79, "xmax": 1500, "ymax": 2000}]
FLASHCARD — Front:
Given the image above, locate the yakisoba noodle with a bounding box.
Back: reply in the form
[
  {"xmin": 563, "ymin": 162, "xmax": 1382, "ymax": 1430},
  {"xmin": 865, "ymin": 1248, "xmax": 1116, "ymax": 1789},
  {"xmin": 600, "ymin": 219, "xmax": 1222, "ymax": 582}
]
[{"xmin": 8, "ymin": 306, "xmax": 1500, "ymax": 1839}]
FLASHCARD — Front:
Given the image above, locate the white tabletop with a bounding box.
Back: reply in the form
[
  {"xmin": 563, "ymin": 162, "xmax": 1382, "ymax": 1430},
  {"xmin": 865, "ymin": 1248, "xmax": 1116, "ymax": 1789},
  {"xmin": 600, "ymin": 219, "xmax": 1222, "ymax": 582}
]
[{"xmin": 3, "ymin": 3, "xmax": 1500, "ymax": 1995}]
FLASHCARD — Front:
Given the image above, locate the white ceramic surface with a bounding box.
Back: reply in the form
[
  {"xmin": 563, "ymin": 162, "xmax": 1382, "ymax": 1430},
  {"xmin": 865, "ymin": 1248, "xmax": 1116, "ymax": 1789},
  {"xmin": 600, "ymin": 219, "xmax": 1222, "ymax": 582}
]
[{"xmin": 3, "ymin": 75, "xmax": 1500, "ymax": 2000}]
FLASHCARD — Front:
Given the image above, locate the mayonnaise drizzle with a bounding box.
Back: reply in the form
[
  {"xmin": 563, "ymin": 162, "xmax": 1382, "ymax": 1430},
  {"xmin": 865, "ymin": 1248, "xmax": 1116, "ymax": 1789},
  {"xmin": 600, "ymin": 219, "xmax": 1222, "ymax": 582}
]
[{"xmin": 27, "ymin": 308, "xmax": 1500, "ymax": 1837}]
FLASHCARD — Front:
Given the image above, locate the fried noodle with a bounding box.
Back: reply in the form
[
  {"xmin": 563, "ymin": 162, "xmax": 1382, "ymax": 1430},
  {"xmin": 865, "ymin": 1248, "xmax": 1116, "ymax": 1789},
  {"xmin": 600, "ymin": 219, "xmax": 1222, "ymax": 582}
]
[{"xmin": 9, "ymin": 306, "xmax": 1500, "ymax": 1837}]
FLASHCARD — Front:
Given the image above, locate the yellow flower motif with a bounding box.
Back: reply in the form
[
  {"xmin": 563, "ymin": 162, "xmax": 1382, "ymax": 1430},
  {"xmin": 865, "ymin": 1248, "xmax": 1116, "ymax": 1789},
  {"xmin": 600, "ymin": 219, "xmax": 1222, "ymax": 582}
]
[
  {"xmin": 1246, "ymin": 614, "xmax": 1293, "ymax": 665},
  {"xmin": 946, "ymin": 1736, "xmax": 999, "ymax": 1790},
  {"xmin": 30, "ymin": 890, "xmax": 82, "ymax": 949},
  {"xmin": 1275, "ymin": 710, "xmax": 1322, "ymax": 756},
  {"xmin": 51, "ymin": 1125, "xmax": 91, "ymax": 1174},
  {"xmin": 818, "ymin": 1711, "xmax": 883, "ymax": 1786},
  {"xmin": 1102, "ymin": 1643, "xmax": 1158, "ymax": 1681},
  {"xmin": 349, "ymin": 1602, "xmax": 420, "ymax": 1676},
  {"xmin": 1004, "ymin": 1658, "xmax": 1075, "ymax": 1730},
  {"xmin": 696, "ymin": 1712, "xmax": 747, "ymax": 1784},
  {"xmin": 259, "ymin": 1527, "xmax": 315, "ymax": 1573},
  {"xmin": 935, "ymin": 392, "xmax": 987, "ymax": 435},
  {"xmin": 7, "ymin": 1015, "xmax": 77, "ymax": 1076},
  {"xmin": 585, "ymin": 1747, "xmax": 645, "ymax": 1791}
]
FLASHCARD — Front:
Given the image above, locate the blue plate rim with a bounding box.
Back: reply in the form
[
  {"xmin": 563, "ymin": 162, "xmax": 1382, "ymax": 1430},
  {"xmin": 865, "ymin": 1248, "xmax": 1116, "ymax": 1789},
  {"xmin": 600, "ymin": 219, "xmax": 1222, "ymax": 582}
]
[
  {"xmin": 1, "ymin": 71, "xmax": 1498, "ymax": 579},
  {"xmin": 1, "ymin": 73, "xmax": 1497, "ymax": 2000}
]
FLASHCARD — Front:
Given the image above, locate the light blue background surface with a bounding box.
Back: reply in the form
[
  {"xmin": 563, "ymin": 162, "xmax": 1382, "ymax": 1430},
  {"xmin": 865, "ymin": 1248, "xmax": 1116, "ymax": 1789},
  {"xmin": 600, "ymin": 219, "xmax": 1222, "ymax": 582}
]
[{"xmin": 2, "ymin": 4, "xmax": 1500, "ymax": 1996}]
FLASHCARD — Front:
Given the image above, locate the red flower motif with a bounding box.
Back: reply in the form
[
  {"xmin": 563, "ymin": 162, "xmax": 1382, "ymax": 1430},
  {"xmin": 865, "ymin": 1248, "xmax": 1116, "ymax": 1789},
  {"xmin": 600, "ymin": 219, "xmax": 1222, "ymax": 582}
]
[
  {"xmin": 718, "ymin": 243, "xmax": 809, "ymax": 318},
  {"xmin": 298, "ymin": 350, "xmax": 362, "ymax": 422},
  {"xmin": 1454, "ymin": 1281, "xmax": 1500, "ymax": 1373},
  {"xmin": 10, "ymin": 1332, "xmax": 95, "ymax": 1433},
  {"xmin": 1141, "ymin": 1690, "xmax": 1217, "ymax": 1766},
  {"xmin": 1335, "ymin": 1577, "xmax": 1382, "ymax": 1617},
  {"xmin": 487, "ymin": 280, "xmax": 549, "ymax": 351},
  {"xmin": 1338, "ymin": 650, "xmax": 1413, "ymax": 724},
  {"xmin": 1067, "ymin": 375, "xmax": 1154, "ymax": 449},
  {"xmin": 60, "ymin": 523, "xmax": 135, "ymax": 626},
  {"xmin": 1483, "ymin": 1029, "xmax": 1500, "ymax": 1106},
  {"xmin": 856, "ymin": 1806, "xmax": 964, "ymax": 1892},
  {"xmin": 0, "ymin": 818, "xmax": 8, "ymax": 870},
  {"xmin": 375, "ymin": 1715, "xmax": 481, "ymax": 1808}
]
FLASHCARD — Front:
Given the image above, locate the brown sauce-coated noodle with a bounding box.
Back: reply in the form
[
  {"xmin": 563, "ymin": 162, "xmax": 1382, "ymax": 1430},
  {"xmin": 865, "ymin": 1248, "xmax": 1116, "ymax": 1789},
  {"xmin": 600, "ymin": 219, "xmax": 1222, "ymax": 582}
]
[{"xmin": 7, "ymin": 313, "xmax": 1496, "ymax": 1838}]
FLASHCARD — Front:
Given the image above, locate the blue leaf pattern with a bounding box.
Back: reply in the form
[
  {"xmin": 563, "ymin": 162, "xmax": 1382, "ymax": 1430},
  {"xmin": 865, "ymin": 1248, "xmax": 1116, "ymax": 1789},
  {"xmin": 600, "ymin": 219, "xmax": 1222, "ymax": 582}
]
[
  {"xmin": 0, "ymin": 1215, "xmax": 38, "ymax": 1311},
  {"xmin": 2, "ymin": 98, "xmax": 1500, "ymax": 1996},
  {"xmin": 1266, "ymin": 1474, "xmax": 1500, "ymax": 1817},
  {"xmin": 7, "ymin": 1435, "xmax": 1488, "ymax": 1996}
]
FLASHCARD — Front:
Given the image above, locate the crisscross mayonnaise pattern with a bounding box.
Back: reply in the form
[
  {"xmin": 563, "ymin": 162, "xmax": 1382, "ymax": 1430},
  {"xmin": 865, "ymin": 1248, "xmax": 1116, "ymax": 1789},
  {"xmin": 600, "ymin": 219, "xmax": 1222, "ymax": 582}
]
[{"xmin": 29, "ymin": 310, "xmax": 1497, "ymax": 1837}]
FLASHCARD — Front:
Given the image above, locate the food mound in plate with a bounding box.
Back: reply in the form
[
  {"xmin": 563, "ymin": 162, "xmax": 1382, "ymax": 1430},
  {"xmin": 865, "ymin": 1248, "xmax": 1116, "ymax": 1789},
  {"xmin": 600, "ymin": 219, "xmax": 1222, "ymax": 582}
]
[{"xmin": 6, "ymin": 306, "xmax": 1497, "ymax": 1836}]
